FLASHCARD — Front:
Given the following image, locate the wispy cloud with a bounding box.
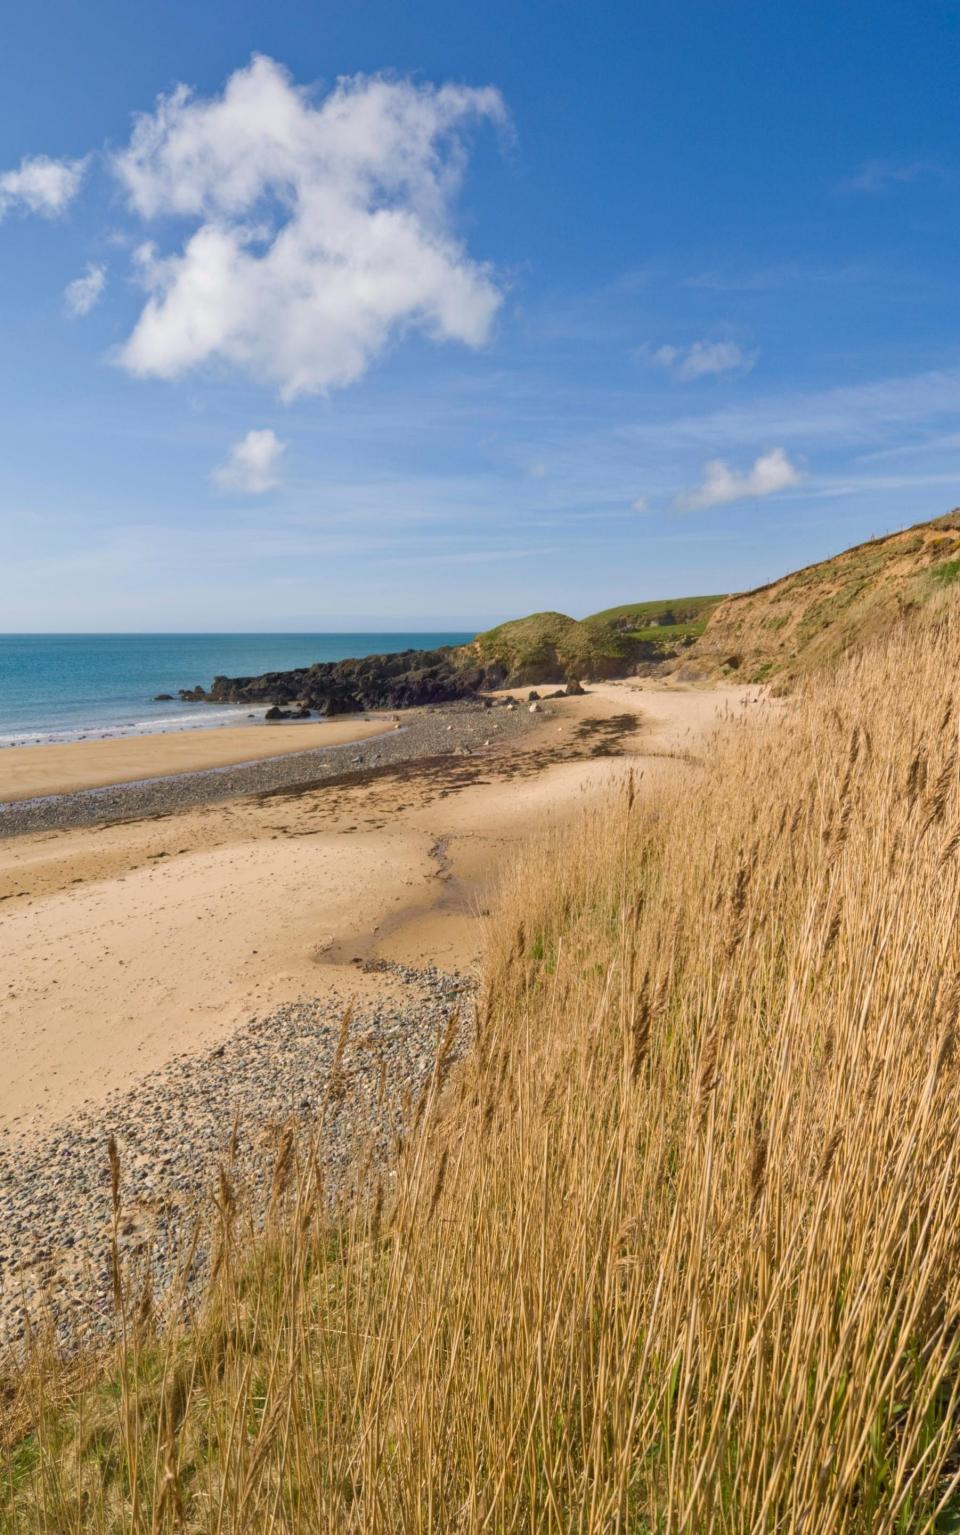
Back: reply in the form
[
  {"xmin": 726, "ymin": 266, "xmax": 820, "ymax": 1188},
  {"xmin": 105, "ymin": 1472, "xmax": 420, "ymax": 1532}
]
[
  {"xmin": 678, "ymin": 448, "xmax": 802, "ymax": 510},
  {"xmin": 620, "ymin": 367, "xmax": 960, "ymax": 454},
  {"xmin": 0, "ymin": 152, "xmax": 88, "ymax": 219},
  {"xmin": 856, "ymin": 431, "xmax": 960, "ymax": 464},
  {"xmin": 639, "ymin": 339, "xmax": 756, "ymax": 382},
  {"xmin": 843, "ymin": 158, "xmax": 938, "ymax": 193},
  {"xmin": 684, "ymin": 261, "xmax": 867, "ymax": 292},
  {"xmin": 806, "ymin": 470, "xmax": 960, "ymax": 500},
  {"xmin": 64, "ymin": 262, "xmax": 107, "ymax": 317},
  {"xmin": 377, "ymin": 545, "xmax": 546, "ymax": 567},
  {"xmin": 212, "ymin": 428, "xmax": 287, "ymax": 495}
]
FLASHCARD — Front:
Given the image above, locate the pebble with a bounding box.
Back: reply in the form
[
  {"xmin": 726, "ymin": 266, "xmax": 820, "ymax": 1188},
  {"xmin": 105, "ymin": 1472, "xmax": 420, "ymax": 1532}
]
[
  {"xmin": 0, "ymin": 699, "xmax": 542, "ymax": 839},
  {"xmin": 0, "ymin": 962, "xmax": 475, "ymax": 1357}
]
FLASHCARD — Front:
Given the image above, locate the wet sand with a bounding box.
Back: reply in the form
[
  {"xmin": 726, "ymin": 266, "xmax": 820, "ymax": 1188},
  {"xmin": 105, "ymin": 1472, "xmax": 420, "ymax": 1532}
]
[{"xmin": 0, "ymin": 717, "xmax": 393, "ymax": 802}]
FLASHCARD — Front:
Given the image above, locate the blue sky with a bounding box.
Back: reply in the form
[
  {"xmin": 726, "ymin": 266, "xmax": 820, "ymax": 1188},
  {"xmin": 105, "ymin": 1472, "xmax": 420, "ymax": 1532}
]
[{"xmin": 1, "ymin": 0, "xmax": 959, "ymax": 631}]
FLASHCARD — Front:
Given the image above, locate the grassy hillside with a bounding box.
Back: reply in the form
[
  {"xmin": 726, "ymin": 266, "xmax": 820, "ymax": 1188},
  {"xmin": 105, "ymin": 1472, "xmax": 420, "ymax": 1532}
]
[
  {"xmin": 7, "ymin": 589, "xmax": 960, "ymax": 1530},
  {"xmin": 687, "ymin": 508, "xmax": 960, "ymax": 683},
  {"xmin": 468, "ymin": 610, "xmax": 637, "ymax": 684},
  {"xmin": 468, "ymin": 595, "xmax": 723, "ymax": 685},
  {"xmin": 585, "ymin": 592, "xmax": 724, "ymax": 629},
  {"xmin": 471, "ymin": 510, "xmax": 960, "ymax": 691}
]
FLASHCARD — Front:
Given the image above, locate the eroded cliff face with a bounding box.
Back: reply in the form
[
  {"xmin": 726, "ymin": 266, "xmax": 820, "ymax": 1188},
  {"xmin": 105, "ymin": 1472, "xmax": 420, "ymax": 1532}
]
[{"xmin": 677, "ymin": 510, "xmax": 960, "ymax": 686}]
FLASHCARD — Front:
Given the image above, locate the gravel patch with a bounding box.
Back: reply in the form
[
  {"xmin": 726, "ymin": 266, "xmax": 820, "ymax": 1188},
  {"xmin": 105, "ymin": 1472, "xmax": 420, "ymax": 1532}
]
[
  {"xmin": 0, "ymin": 697, "xmax": 539, "ymax": 839},
  {"xmin": 0, "ymin": 963, "xmax": 475, "ymax": 1357}
]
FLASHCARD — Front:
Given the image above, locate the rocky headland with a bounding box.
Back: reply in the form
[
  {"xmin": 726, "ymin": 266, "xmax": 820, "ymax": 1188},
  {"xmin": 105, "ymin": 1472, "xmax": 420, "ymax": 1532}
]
[
  {"xmin": 177, "ymin": 609, "xmax": 698, "ymax": 718},
  {"xmin": 182, "ymin": 645, "xmax": 503, "ymax": 716}
]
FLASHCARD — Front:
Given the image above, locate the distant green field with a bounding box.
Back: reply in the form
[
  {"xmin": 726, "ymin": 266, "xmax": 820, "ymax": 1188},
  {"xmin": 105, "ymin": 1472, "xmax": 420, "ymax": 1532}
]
[
  {"xmin": 585, "ymin": 594, "xmax": 726, "ymax": 630},
  {"xmin": 618, "ymin": 620, "xmax": 708, "ymax": 645}
]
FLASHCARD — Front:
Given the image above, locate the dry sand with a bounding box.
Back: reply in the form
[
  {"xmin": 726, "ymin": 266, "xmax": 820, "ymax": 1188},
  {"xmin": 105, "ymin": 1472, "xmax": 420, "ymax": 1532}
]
[
  {"xmin": 0, "ymin": 717, "xmax": 392, "ymax": 802},
  {"xmin": 0, "ymin": 681, "xmax": 762, "ymax": 1141}
]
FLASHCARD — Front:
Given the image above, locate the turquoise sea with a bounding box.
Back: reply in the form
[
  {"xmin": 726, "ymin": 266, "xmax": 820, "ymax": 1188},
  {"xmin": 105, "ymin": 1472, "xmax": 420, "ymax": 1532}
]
[{"xmin": 0, "ymin": 633, "xmax": 473, "ymax": 748}]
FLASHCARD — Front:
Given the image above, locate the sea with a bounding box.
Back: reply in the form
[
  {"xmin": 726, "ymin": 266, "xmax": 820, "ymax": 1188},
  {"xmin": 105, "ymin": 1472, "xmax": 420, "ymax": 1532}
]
[{"xmin": 0, "ymin": 633, "xmax": 474, "ymax": 748}]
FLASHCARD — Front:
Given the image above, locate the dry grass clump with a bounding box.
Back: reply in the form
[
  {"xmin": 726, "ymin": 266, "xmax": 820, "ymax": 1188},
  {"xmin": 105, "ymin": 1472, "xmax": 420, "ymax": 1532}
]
[{"xmin": 6, "ymin": 601, "xmax": 960, "ymax": 1530}]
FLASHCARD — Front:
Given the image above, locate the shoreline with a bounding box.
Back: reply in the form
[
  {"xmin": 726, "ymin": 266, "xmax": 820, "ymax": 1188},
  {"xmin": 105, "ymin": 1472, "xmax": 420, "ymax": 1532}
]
[
  {"xmin": 0, "ymin": 683, "xmax": 754, "ymax": 1136},
  {"xmin": 0, "ymin": 715, "xmax": 396, "ymax": 807},
  {"xmin": 0, "ymin": 698, "xmax": 535, "ymax": 838},
  {"xmin": 0, "ymin": 701, "xmax": 271, "ymax": 752},
  {"xmin": 0, "ymin": 690, "xmax": 557, "ymax": 1137}
]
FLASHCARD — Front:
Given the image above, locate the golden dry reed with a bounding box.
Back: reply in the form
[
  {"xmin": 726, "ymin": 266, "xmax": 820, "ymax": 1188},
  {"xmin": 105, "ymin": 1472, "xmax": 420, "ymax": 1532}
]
[{"xmin": 6, "ymin": 599, "xmax": 960, "ymax": 1532}]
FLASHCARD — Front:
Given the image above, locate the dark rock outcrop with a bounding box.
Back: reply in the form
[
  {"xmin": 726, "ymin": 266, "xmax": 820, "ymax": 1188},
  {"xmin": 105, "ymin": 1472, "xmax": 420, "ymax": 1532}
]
[
  {"xmin": 191, "ymin": 646, "xmax": 509, "ymax": 716},
  {"xmin": 265, "ymin": 704, "xmax": 312, "ymax": 721}
]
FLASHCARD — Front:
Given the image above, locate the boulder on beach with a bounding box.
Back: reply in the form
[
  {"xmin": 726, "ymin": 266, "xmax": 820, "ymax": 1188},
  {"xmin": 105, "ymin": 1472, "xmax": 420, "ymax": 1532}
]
[
  {"xmin": 265, "ymin": 703, "xmax": 310, "ymax": 720},
  {"xmin": 152, "ymin": 693, "xmax": 174, "ymax": 702}
]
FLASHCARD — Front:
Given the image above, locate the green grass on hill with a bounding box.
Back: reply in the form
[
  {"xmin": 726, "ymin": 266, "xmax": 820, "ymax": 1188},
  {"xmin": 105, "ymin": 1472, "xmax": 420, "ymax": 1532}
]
[
  {"xmin": 616, "ymin": 619, "xmax": 711, "ymax": 645},
  {"xmin": 470, "ymin": 610, "xmax": 637, "ymax": 683},
  {"xmin": 929, "ymin": 556, "xmax": 960, "ymax": 588},
  {"xmin": 469, "ymin": 596, "xmax": 727, "ymax": 685},
  {"xmin": 584, "ymin": 594, "xmax": 725, "ymax": 628}
]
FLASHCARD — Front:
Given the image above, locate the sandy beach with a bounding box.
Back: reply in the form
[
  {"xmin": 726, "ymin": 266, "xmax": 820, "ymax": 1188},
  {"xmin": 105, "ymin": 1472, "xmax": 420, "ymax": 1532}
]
[
  {"xmin": 0, "ymin": 717, "xmax": 393, "ymax": 802},
  {"xmin": 0, "ymin": 681, "xmax": 758, "ymax": 1137},
  {"xmin": 0, "ymin": 679, "xmax": 764, "ymax": 1347}
]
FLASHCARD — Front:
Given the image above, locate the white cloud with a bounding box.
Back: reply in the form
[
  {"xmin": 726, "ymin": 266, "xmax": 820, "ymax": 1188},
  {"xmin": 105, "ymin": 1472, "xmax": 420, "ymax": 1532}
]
[
  {"xmin": 111, "ymin": 55, "xmax": 506, "ymax": 399},
  {"xmin": 644, "ymin": 339, "xmax": 755, "ymax": 381},
  {"xmin": 0, "ymin": 153, "xmax": 88, "ymax": 219},
  {"xmin": 64, "ymin": 262, "xmax": 107, "ymax": 317},
  {"xmin": 212, "ymin": 428, "xmax": 287, "ymax": 494},
  {"xmin": 631, "ymin": 496, "xmax": 648, "ymax": 513},
  {"xmin": 679, "ymin": 447, "xmax": 802, "ymax": 510}
]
